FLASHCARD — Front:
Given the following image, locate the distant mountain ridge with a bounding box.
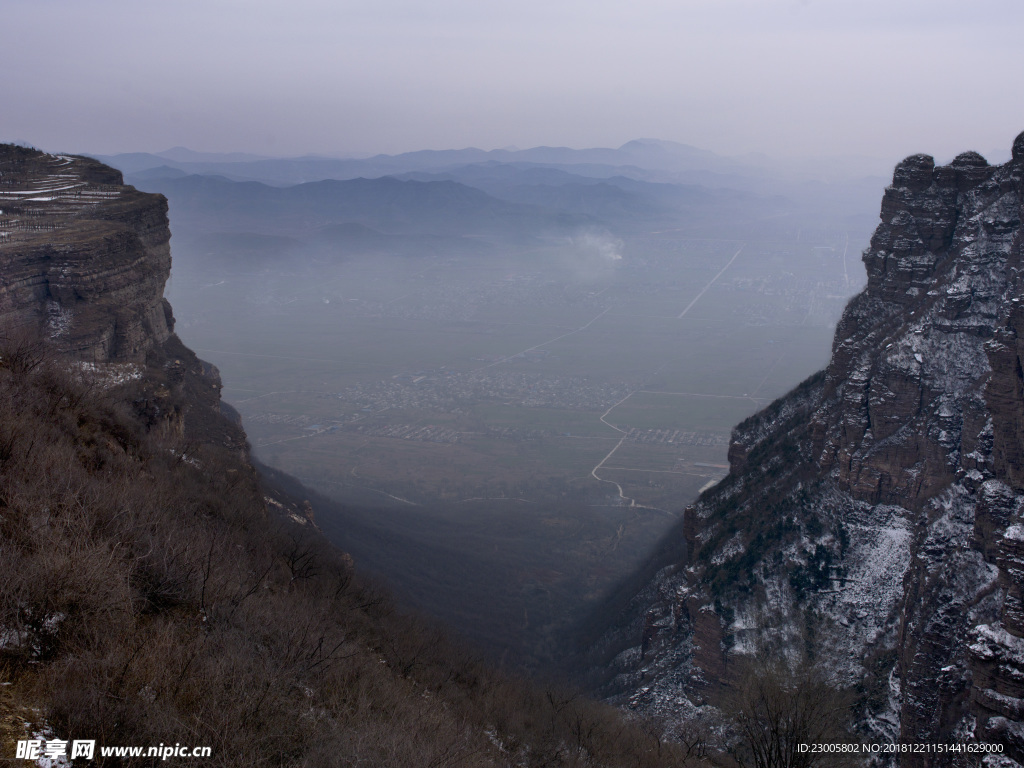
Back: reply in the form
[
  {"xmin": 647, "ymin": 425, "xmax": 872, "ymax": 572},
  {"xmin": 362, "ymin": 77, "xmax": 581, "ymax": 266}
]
[
  {"xmin": 130, "ymin": 172, "xmax": 593, "ymax": 240},
  {"xmin": 96, "ymin": 140, "xmax": 891, "ymax": 238},
  {"xmin": 97, "ymin": 138, "xmax": 732, "ymax": 179},
  {"xmin": 94, "ymin": 138, "xmax": 893, "ymax": 188},
  {"xmin": 123, "ymin": 150, "xmax": 806, "ymax": 251}
]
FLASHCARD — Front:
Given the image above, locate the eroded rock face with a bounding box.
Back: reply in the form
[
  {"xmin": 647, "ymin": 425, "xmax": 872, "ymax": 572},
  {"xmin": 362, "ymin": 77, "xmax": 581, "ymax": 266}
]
[
  {"xmin": 594, "ymin": 132, "xmax": 1024, "ymax": 765},
  {"xmin": 0, "ymin": 145, "xmax": 172, "ymax": 361},
  {"xmin": 0, "ymin": 145, "xmax": 245, "ymax": 452}
]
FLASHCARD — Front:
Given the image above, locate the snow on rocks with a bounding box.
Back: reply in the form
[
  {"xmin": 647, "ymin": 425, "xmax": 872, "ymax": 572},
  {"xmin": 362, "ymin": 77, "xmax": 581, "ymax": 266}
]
[
  {"xmin": 71, "ymin": 361, "xmax": 144, "ymax": 388},
  {"xmin": 815, "ymin": 502, "xmax": 913, "ymax": 652}
]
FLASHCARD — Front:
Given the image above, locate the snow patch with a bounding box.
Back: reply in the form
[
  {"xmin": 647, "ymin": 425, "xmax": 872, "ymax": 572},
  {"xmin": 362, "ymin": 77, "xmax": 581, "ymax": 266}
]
[
  {"xmin": 73, "ymin": 361, "xmax": 143, "ymax": 388},
  {"xmin": 44, "ymin": 301, "xmax": 72, "ymax": 339}
]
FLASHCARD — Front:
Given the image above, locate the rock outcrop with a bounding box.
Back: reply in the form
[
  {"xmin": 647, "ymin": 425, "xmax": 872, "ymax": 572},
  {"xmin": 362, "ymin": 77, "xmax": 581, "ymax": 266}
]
[
  {"xmin": 0, "ymin": 144, "xmax": 173, "ymax": 362},
  {"xmin": 591, "ymin": 132, "xmax": 1024, "ymax": 765},
  {"xmin": 0, "ymin": 144, "xmax": 243, "ymax": 449}
]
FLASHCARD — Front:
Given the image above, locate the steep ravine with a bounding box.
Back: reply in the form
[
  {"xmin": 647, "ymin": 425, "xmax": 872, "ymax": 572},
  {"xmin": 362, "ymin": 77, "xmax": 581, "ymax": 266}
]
[
  {"xmin": 0, "ymin": 144, "xmax": 699, "ymax": 767},
  {"xmin": 588, "ymin": 132, "xmax": 1024, "ymax": 765}
]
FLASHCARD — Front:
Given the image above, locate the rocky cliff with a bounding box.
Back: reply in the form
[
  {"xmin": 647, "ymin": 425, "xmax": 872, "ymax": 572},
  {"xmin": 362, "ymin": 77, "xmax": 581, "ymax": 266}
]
[
  {"xmin": 590, "ymin": 132, "xmax": 1024, "ymax": 764},
  {"xmin": 0, "ymin": 144, "xmax": 246, "ymax": 449},
  {"xmin": 0, "ymin": 145, "xmax": 173, "ymax": 362}
]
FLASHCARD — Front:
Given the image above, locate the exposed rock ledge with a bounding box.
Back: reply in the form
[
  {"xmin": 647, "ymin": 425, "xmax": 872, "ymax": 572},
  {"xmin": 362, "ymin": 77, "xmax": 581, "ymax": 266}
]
[
  {"xmin": 0, "ymin": 144, "xmax": 243, "ymax": 452},
  {"xmin": 0, "ymin": 144, "xmax": 172, "ymax": 362}
]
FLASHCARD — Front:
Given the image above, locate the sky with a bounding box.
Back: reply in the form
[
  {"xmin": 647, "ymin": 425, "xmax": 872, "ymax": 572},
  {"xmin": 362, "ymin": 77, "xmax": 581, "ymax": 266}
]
[{"xmin": 3, "ymin": 0, "xmax": 1023, "ymax": 164}]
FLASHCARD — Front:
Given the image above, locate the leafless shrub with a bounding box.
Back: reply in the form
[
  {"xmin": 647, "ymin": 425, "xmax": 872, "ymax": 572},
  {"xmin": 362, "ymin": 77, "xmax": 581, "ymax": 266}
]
[
  {"xmin": 0, "ymin": 338, "xmax": 710, "ymax": 767},
  {"xmin": 0, "ymin": 328, "xmax": 49, "ymax": 376},
  {"xmin": 724, "ymin": 657, "xmax": 859, "ymax": 768}
]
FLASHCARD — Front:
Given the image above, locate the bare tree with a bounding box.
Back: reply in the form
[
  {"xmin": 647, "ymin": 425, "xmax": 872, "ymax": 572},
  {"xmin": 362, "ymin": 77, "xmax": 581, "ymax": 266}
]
[{"xmin": 727, "ymin": 658, "xmax": 858, "ymax": 768}]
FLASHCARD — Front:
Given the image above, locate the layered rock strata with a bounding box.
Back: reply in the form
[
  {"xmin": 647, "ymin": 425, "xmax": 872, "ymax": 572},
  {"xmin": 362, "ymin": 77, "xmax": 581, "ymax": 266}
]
[
  {"xmin": 593, "ymin": 132, "xmax": 1024, "ymax": 765},
  {"xmin": 0, "ymin": 144, "xmax": 172, "ymax": 361},
  {"xmin": 0, "ymin": 144, "xmax": 242, "ymax": 450}
]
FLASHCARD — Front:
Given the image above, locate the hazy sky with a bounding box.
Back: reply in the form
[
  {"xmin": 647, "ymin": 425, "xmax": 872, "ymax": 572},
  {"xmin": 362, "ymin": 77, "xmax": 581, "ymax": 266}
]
[{"xmin": 3, "ymin": 0, "xmax": 1023, "ymax": 162}]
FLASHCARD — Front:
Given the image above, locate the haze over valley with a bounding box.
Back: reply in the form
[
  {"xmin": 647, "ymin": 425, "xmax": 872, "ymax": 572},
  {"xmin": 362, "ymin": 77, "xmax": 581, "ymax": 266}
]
[
  {"xmin": 104, "ymin": 142, "xmax": 878, "ymax": 664},
  {"xmin": 8, "ymin": 1, "xmax": 1024, "ymax": 761}
]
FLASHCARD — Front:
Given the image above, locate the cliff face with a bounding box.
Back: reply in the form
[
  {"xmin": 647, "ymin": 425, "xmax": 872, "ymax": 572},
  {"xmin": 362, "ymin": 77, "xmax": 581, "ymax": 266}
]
[
  {"xmin": 0, "ymin": 144, "xmax": 245, "ymax": 451},
  {"xmin": 595, "ymin": 132, "xmax": 1024, "ymax": 762},
  {"xmin": 0, "ymin": 145, "xmax": 173, "ymax": 362}
]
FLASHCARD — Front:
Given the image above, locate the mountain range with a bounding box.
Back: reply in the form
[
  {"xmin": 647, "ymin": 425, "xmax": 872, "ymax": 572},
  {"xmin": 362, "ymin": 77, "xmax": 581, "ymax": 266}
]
[
  {"xmin": 96, "ymin": 139, "xmax": 890, "ymax": 238},
  {"xmin": 8, "ymin": 130, "xmax": 1024, "ymax": 763}
]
